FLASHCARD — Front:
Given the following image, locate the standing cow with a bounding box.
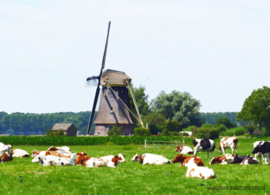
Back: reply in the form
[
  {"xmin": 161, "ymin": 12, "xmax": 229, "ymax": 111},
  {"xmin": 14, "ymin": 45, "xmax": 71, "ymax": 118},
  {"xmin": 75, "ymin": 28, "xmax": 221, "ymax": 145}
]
[
  {"xmin": 252, "ymin": 141, "xmax": 270, "ymax": 164},
  {"xmin": 219, "ymin": 137, "xmax": 238, "ymax": 155},
  {"xmin": 193, "ymin": 139, "xmax": 215, "ymax": 159}
]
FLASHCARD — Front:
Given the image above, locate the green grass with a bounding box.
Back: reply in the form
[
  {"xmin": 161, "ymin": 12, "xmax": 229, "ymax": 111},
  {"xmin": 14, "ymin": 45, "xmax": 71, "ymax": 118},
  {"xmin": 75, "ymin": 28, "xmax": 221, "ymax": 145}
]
[{"xmin": 1, "ymin": 138, "xmax": 270, "ymax": 194}]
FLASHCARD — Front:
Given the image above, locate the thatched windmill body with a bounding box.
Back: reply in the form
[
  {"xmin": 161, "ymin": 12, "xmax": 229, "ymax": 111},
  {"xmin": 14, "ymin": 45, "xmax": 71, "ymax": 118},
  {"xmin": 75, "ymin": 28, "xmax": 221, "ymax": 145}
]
[{"xmin": 86, "ymin": 22, "xmax": 143, "ymax": 135}]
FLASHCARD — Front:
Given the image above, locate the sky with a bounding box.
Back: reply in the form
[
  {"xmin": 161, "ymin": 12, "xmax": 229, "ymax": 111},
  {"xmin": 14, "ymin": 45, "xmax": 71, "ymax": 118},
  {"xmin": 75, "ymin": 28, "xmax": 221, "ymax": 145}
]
[{"xmin": 1, "ymin": 0, "xmax": 270, "ymax": 114}]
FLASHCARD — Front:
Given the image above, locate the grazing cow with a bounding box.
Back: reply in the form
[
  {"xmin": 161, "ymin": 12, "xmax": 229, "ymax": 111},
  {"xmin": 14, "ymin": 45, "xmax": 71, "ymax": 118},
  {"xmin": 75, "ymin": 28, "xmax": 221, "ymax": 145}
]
[
  {"xmin": 252, "ymin": 141, "xmax": 270, "ymax": 164},
  {"xmin": 12, "ymin": 149, "xmax": 30, "ymax": 157},
  {"xmin": 132, "ymin": 153, "xmax": 171, "ymax": 165},
  {"xmin": 175, "ymin": 145, "xmax": 193, "ymax": 154},
  {"xmin": 193, "ymin": 139, "xmax": 215, "ymax": 158},
  {"xmin": 209, "ymin": 154, "xmax": 235, "ymax": 164},
  {"xmin": 219, "ymin": 137, "xmax": 238, "ymax": 155},
  {"xmin": 173, "ymin": 154, "xmax": 204, "ymax": 167},
  {"xmin": 186, "ymin": 165, "xmax": 216, "ymax": 179},
  {"xmin": 0, "ymin": 144, "xmax": 13, "ymax": 163},
  {"xmin": 41, "ymin": 155, "xmax": 76, "ymax": 166},
  {"xmin": 240, "ymin": 155, "xmax": 258, "ymax": 165}
]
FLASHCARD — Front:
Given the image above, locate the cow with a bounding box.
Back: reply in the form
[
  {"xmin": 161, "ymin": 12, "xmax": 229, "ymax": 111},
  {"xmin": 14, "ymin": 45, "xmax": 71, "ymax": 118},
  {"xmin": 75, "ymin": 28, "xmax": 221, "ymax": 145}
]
[
  {"xmin": 131, "ymin": 153, "xmax": 171, "ymax": 165},
  {"xmin": 240, "ymin": 155, "xmax": 258, "ymax": 165},
  {"xmin": 32, "ymin": 151, "xmax": 46, "ymax": 163},
  {"xmin": 31, "ymin": 149, "xmax": 41, "ymax": 158},
  {"xmin": 0, "ymin": 144, "xmax": 13, "ymax": 163},
  {"xmin": 186, "ymin": 165, "xmax": 216, "ymax": 179},
  {"xmin": 0, "ymin": 152, "xmax": 13, "ymax": 162},
  {"xmin": 76, "ymin": 152, "xmax": 90, "ymax": 165},
  {"xmin": 100, "ymin": 153, "xmax": 126, "ymax": 164},
  {"xmin": 175, "ymin": 145, "xmax": 193, "ymax": 154},
  {"xmin": 47, "ymin": 146, "xmax": 72, "ymax": 157},
  {"xmin": 41, "ymin": 155, "xmax": 76, "ymax": 166},
  {"xmin": 252, "ymin": 141, "xmax": 270, "ymax": 164},
  {"xmin": 193, "ymin": 139, "xmax": 215, "ymax": 158},
  {"xmin": 231, "ymin": 154, "xmax": 254, "ymax": 164},
  {"xmin": 12, "ymin": 149, "xmax": 30, "ymax": 157},
  {"xmin": 173, "ymin": 154, "xmax": 204, "ymax": 167},
  {"xmin": 219, "ymin": 137, "xmax": 238, "ymax": 155},
  {"xmin": 209, "ymin": 154, "xmax": 235, "ymax": 164},
  {"xmin": 82, "ymin": 156, "xmax": 120, "ymax": 168}
]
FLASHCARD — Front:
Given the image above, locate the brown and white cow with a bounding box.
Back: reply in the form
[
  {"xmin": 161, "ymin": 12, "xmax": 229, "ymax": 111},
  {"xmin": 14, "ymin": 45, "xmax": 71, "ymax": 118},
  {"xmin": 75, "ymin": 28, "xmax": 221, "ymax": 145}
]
[
  {"xmin": 175, "ymin": 145, "xmax": 193, "ymax": 154},
  {"xmin": 76, "ymin": 152, "xmax": 90, "ymax": 165},
  {"xmin": 173, "ymin": 154, "xmax": 204, "ymax": 167},
  {"xmin": 82, "ymin": 156, "xmax": 120, "ymax": 168},
  {"xmin": 0, "ymin": 144, "xmax": 13, "ymax": 163},
  {"xmin": 209, "ymin": 154, "xmax": 235, "ymax": 164},
  {"xmin": 12, "ymin": 149, "xmax": 29, "ymax": 157},
  {"xmin": 131, "ymin": 153, "xmax": 171, "ymax": 165},
  {"xmin": 0, "ymin": 151, "xmax": 13, "ymax": 162},
  {"xmin": 219, "ymin": 137, "xmax": 238, "ymax": 155},
  {"xmin": 186, "ymin": 165, "xmax": 216, "ymax": 179}
]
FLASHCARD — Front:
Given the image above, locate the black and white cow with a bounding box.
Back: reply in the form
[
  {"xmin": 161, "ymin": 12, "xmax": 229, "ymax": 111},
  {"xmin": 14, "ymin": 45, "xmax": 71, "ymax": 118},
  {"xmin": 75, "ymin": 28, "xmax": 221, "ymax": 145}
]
[
  {"xmin": 193, "ymin": 139, "xmax": 215, "ymax": 159},
  {"xmin": 231, "ymin": 154, "xmax": 258, "ymax": 165},
  {"xmin": 252, "ymin": 141, "xmax": 270, "ymax": 164}
]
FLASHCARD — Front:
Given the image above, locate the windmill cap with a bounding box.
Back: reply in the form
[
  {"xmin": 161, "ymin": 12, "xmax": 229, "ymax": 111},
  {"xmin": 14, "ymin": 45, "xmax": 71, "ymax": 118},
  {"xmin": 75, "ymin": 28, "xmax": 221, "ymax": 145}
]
[{"xmin": 101, "ymin": 69, "xmax": 131, "ymax": 87}]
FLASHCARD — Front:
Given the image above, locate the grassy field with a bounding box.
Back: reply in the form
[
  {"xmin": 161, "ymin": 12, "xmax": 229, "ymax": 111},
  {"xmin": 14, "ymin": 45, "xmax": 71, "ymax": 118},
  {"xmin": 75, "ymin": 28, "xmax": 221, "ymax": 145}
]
[{"xmin": 0, "ymin": 138, "xmax": 269, "ymax": 195}]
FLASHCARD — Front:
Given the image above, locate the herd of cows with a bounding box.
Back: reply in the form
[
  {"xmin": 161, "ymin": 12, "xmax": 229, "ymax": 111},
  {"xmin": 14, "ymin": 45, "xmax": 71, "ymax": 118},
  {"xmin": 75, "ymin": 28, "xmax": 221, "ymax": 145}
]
[{"xmin": 1, "ymin": 137, "xmax": 270, "ymax": 180}]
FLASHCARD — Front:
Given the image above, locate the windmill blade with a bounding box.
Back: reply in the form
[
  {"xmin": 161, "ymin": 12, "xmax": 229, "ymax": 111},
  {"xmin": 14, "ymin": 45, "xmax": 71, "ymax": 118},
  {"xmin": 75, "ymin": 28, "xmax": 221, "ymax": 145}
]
[
  {"xmin": 85, "ymin": 80, "xmax": 97, "ymax": 88},
  {"xmin": 86, "ymin": 21, "xmax": 111, "ymax": 135},
  {"xmin": 101, "ymin": 21, "xmax": 111, "ymax": 70}
]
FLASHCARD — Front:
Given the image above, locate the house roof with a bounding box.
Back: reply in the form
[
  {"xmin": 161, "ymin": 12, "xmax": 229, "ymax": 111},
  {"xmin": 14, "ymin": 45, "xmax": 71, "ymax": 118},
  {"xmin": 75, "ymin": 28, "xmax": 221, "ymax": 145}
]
[{"xmin": 51, "ymin": 123, "xmax": 74, "ymax": 131}]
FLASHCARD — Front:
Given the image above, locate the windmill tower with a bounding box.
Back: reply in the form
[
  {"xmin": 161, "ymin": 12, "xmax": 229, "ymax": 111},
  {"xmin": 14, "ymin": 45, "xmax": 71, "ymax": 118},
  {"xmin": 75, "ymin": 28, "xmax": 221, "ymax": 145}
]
[{"xmin": 86, "ymin": 22, "xmax": 143, "ymax": 135}]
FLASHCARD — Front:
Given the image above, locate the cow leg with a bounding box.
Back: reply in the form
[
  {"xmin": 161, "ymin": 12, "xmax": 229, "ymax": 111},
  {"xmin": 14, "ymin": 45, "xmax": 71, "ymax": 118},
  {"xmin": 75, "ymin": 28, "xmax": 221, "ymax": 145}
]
[
  {"xmin": 212, "ymin": 150, "xmax": 215, "ymax": 158},
  {"xmin": 207, "ymin": 151, "xmax": 209, "ymax": 159},
  {"xmin": 221, "ymin": 145, "xmax": 225, "ymax": 155}
]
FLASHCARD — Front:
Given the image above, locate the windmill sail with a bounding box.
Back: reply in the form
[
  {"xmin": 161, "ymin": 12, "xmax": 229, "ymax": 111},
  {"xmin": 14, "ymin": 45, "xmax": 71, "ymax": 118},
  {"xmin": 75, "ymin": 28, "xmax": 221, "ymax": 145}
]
[{"xmin": 86, "ymin": 21, "xmax": 111, "ymax": 135}]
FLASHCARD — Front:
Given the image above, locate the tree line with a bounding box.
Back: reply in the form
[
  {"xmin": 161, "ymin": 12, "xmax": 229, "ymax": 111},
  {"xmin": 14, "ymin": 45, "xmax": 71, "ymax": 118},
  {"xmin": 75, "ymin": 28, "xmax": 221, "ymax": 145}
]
[{"xmin": 0, "ymin": 110, "xmax": 239, "ymax": 135}]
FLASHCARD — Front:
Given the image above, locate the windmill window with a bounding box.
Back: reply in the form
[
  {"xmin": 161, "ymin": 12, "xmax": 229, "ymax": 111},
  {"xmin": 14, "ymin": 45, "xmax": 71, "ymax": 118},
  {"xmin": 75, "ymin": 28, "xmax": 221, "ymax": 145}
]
[{"xmin": 98, "ymin": 131, "xmax": 100, "ymax": 135}]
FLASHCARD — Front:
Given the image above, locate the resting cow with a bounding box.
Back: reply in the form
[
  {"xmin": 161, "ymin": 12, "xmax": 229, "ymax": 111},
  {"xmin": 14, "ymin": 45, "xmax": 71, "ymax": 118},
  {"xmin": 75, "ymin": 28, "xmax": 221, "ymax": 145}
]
[
  {"xmin": 12, "ymin": 149, "xmax": 29, "ymax": 158},
  {"xmin": 175, "ymin": 145, "xmax": 193, "ymax": 154},
  {"xmin": 83, "ymin": 156, "xmax": 119, "ymax": 168},
  {"xmin": 193, "ymin": 139, "xmax": 215, "ymax": 159},
  {"xmin": 240, "ymin": 155, "xmax": 258, "ymax": 165},
  {"xmin": 209, "ymin": 154, "xmax": 235, "ymax": 164},
  {"xmin": 173, "ymin": 154, "xmax": 204, "ymax": 167},
  {"xmin": 219, "ymin": 137, "xmax": 238, "ymax": 155},
  {"xmin": 186, "ymin": 165, "xmax": 216, "ymax": 179},
  {"xmin": 131, "ymin": 153, "xmax": 171, "ymax": 165},
  {"xmin": 41, "ymin": 155, "xmax": 76, "ymax": 166},
  {"xmin": 0, "ymin": 144, "xmax": 13, "ymax": 163},
  {"xmin": 100, "ymin": 153, "xmax": 126, "ymax": 163}
]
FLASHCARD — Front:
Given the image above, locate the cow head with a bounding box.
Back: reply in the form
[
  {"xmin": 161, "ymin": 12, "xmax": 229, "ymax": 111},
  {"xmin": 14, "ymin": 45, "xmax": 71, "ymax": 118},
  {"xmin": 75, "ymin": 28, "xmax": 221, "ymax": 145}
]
[
  {"xmin": 252, "ymin": 146, "xmax": 261, "ymax": 154},
  {"xmin": 76, "ymin": 151, "xmax": 88, "ymax": 165},
  {"xmin": 112, "ymin": 156, "xmax": 119, "ymax": 167},
  {"xmin": 173, "ymin": 154, "xmax": 185, "ymax": 163},
  {"xmin": 176, "ymin": 145, "xmax": 183, "ymax": 152},
  {"xmin": 131, "ymin": 154, "xmax": 140, "ymax": 162},
  {"xmin": 118, "ymin": 153, "xmax": 126, "ymax": 162},
  {"xmin": 31, "ymin": 149, "xmax": 40, "ymax": 157},
  {"xmin": 193, "ymin": 140, "xmax": 198, "ymax": 147}
]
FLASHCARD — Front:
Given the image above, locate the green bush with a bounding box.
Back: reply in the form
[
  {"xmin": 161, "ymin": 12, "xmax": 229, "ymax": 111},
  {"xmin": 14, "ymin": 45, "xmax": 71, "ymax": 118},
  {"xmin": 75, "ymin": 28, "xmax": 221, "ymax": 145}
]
[
  {"xmin": 58, "ymin": 129, "xmax": 64, "ymax": 136},
  {"xmin": 165, "ymin": 120, "xmax": 182, "ymax": 132},
  {"xmin": 182, "ymin": 126, "xmax": 196, "ymax": 132},
  {"xmin": 216, "ymin": 124, "xmax": 227, "ymax": 133},
  {"xmin": 107, "ymin": 125, "xmax": 123, "ymax": 136},
  {"xmin": 245, "ymin": 124, "xmax": 256, "ymax": 135},
  {"xmin": 192, "ymin": 127, "xmax": 219, "ymax": 140},
  {"xmin": 134, "ymin": 127, "xmax": 151, "ymax": 136},
  {"xmin": 168, "ymin": 131, "xmax": 182, "ymax": 136},
  {"xmin": 233, "ymin": 127, "xmax": 245, "ymax": 136},
  {"xmin": 201, "ymin": 123, "xmax": 213, "ymax": 128}
]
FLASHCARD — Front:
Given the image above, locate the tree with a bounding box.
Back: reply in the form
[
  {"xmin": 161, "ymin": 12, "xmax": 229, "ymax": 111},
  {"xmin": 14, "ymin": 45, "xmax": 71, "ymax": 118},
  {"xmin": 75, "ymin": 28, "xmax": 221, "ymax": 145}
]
[
  {"xmin": 215, "ymin": 117, "xmax": 237, "ymax": 129},
  {"xmin": 165, "ymin": 120, "xmax": 182, "ymax": 132},
  {"xmin": 134, "ymin": 127, "xmax": 151, "ymax": 136},
  {"xmin": 150, "ymin": 90, "xmax": 201, "ymax": 127},
  {"xmin": 236, "ymin": 86, "xmax": 270, "ymax": 134},
  {"xmin": 143, "ymin": 112, "xmax": 166, "ymax": 135}
]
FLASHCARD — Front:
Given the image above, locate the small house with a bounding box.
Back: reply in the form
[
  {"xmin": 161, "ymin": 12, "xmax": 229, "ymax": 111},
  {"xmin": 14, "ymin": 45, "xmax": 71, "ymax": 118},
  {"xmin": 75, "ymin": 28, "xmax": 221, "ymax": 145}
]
[{"xmin": 51, "ymin": 123, "xmax": 78, "ymax": 136}]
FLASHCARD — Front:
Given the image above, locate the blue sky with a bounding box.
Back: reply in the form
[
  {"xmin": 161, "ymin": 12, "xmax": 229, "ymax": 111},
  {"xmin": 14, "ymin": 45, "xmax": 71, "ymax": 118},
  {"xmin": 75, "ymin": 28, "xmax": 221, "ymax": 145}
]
[{"xmin": 1, "ymin": 0, "xmax": 270, "ymax": 114}]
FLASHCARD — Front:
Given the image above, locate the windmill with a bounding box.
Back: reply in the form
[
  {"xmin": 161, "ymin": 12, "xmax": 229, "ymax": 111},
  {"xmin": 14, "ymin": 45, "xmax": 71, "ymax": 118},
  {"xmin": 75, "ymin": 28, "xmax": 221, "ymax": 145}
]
[{"xmin": 86, "ymin": 22, "xmax": 144, "ymax": 135}]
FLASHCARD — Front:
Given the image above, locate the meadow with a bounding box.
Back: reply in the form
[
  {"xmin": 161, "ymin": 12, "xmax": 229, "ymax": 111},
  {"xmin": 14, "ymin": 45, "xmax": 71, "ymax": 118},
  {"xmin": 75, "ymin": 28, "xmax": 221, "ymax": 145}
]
[{"xmin": 0, "ymin": 137, "xmax": 270, "ymax": 195}]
